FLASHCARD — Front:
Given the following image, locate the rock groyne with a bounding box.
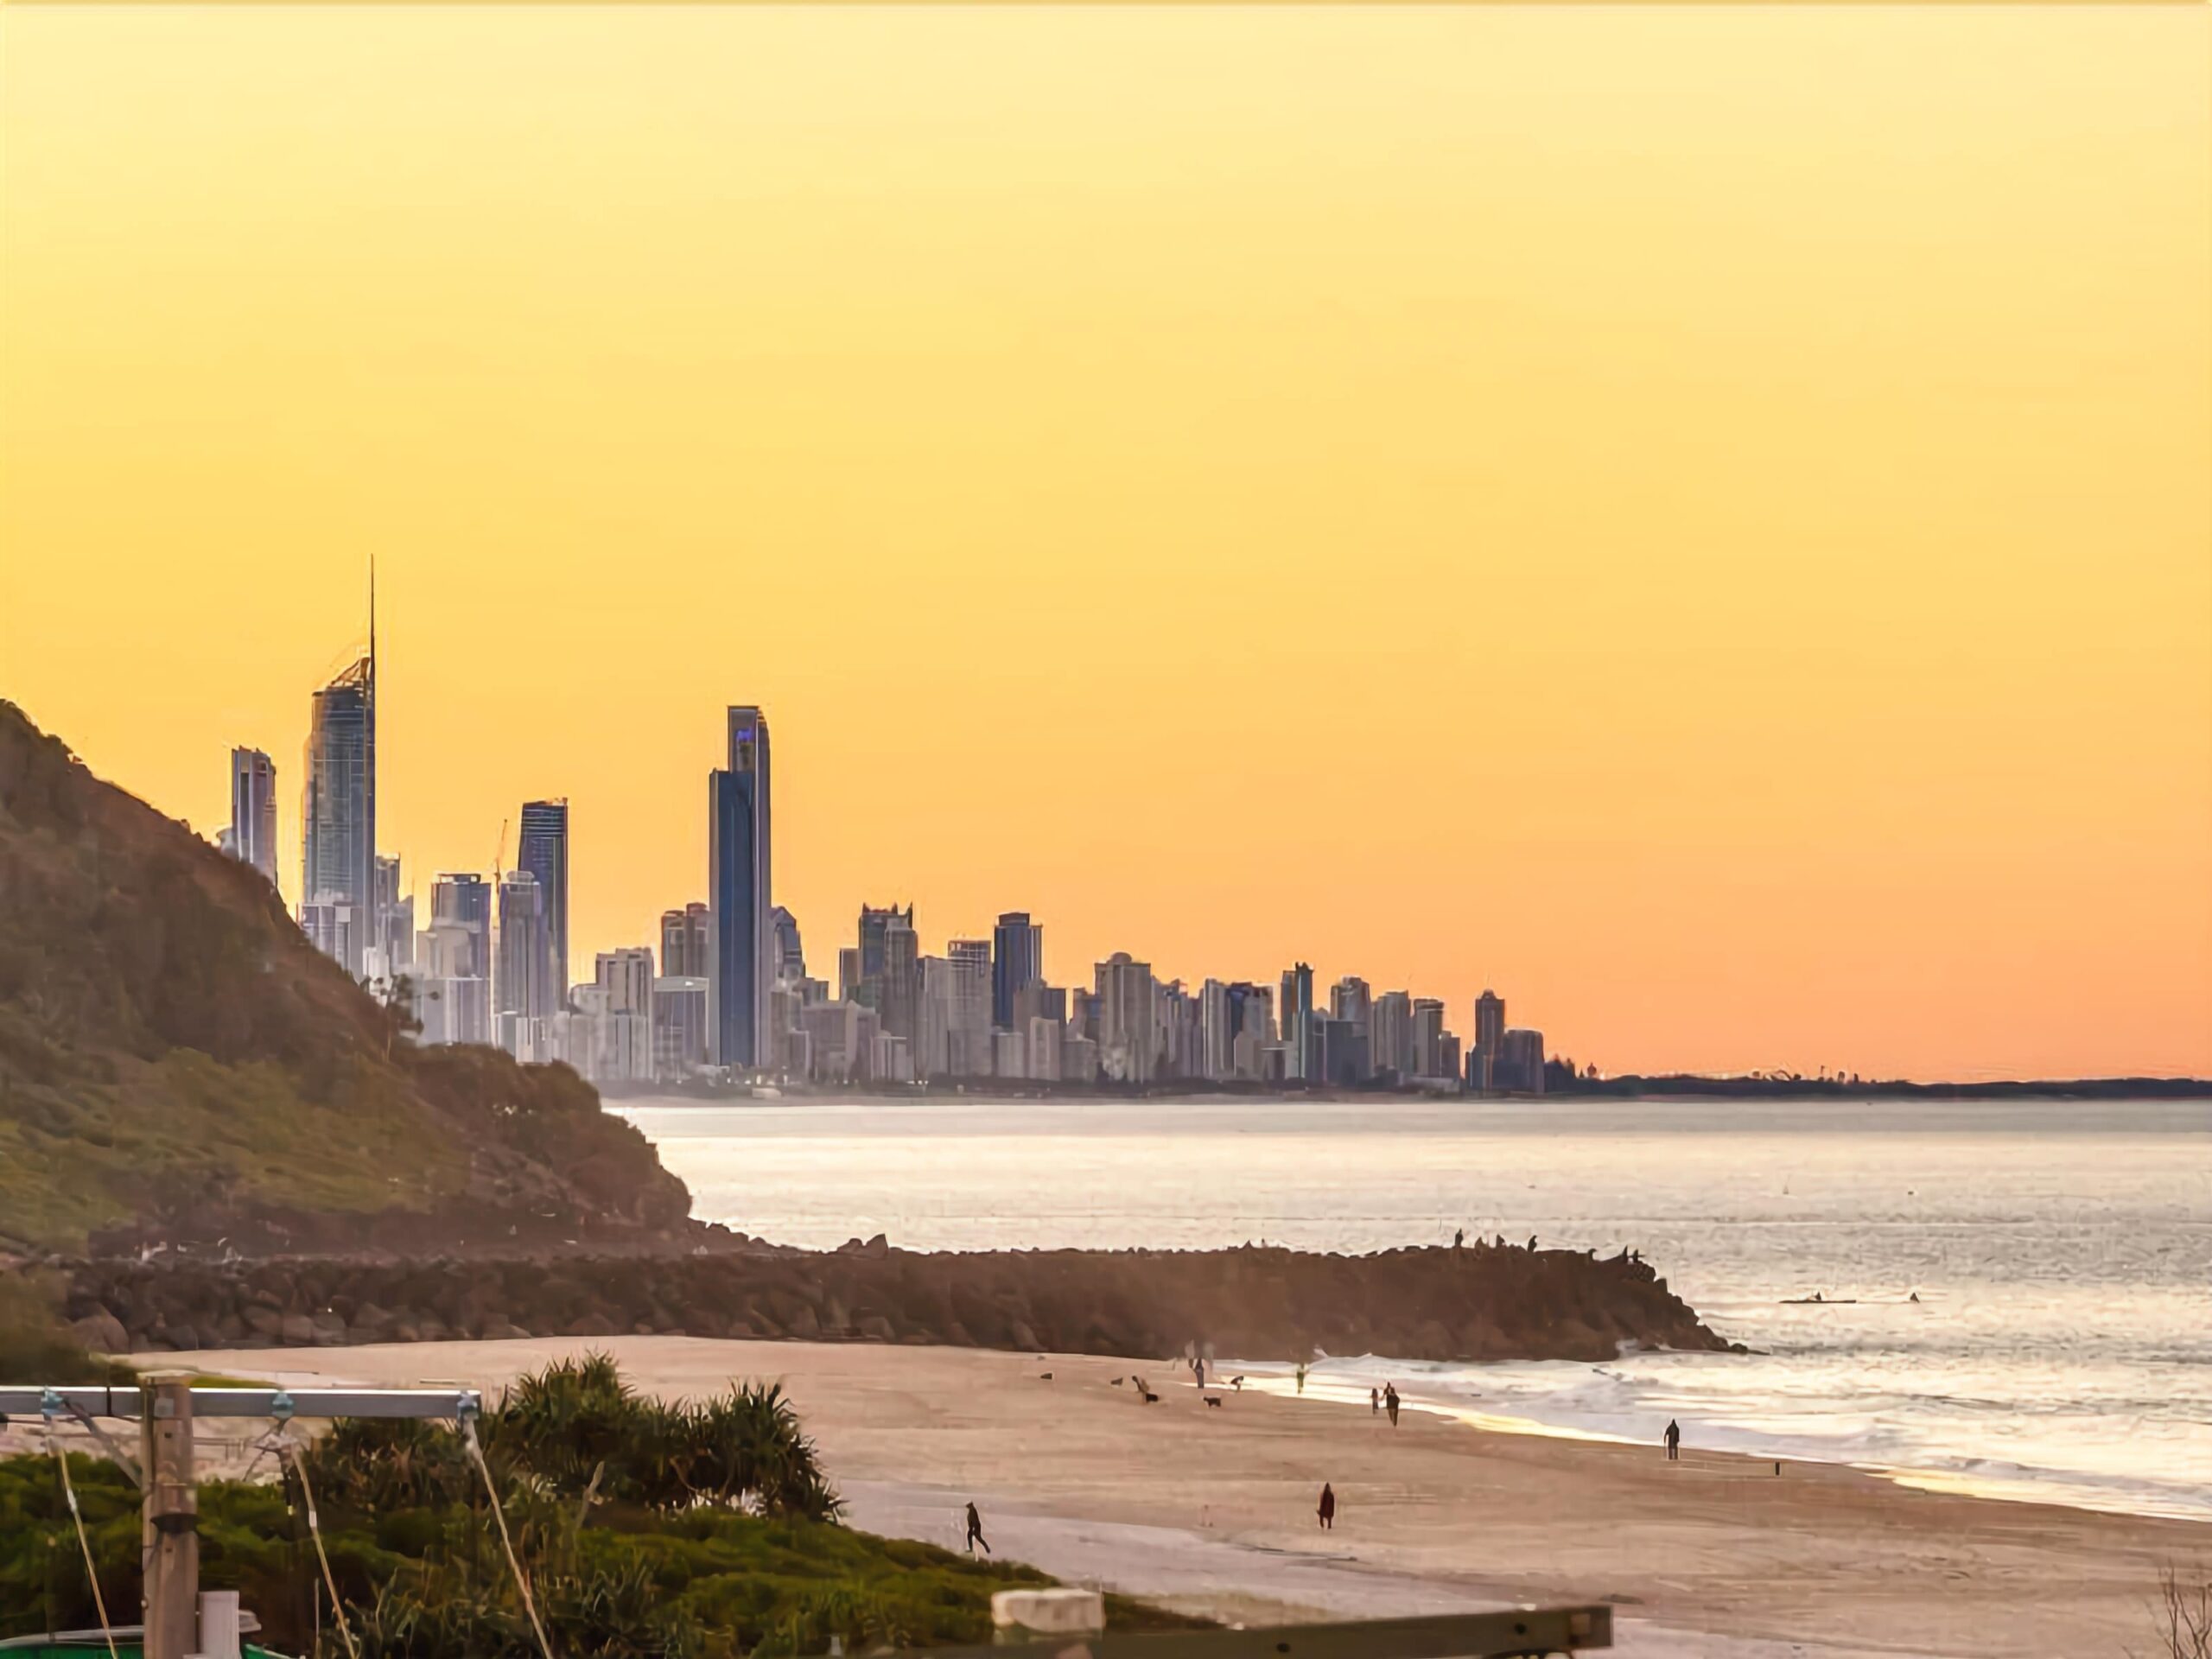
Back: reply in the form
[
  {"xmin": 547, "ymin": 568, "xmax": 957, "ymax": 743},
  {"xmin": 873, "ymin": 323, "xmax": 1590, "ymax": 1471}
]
[{"xmin": 60, "ymin": 1241, "xmax": 1737, "ymax": 1363}]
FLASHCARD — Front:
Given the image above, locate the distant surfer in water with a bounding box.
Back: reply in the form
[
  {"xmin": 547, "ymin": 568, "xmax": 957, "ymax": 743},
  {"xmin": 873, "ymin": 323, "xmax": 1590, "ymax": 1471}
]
[{"xmin": 1663, "ymin": 1420, "xmax": 1681, "ymax": 1461}]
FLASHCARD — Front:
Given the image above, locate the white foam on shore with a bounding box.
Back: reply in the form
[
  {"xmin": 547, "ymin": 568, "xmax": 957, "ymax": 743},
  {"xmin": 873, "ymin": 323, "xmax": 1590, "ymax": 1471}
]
[{"xmin": 1228, "ymin": 1355, "xmax": 2212, "ymax": 1525}]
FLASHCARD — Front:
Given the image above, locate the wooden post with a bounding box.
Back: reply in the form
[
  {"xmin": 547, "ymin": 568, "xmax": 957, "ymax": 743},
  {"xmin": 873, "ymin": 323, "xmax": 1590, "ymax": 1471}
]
[{"xmin": 139, "ymin": 1372, "xmax": 198, "ymax": 1659}]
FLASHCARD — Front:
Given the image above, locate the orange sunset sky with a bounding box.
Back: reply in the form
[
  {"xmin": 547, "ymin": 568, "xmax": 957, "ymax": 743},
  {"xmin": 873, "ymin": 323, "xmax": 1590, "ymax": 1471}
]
[{"xmin": 3, "ymin": 6, "xmax": 2208, "ymax": 1082}]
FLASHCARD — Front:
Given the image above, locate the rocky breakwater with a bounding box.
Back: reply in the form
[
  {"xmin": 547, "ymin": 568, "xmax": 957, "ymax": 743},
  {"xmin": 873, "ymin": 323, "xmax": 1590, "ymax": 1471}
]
[{"xmin": 61, "ymin": 1239, "xmax": 1737, "ymax": 1363}]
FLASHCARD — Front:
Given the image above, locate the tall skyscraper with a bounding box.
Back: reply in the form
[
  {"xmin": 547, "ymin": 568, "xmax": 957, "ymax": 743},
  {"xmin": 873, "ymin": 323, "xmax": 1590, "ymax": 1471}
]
[
  {"xmin": 228, "ymin": 747, "xmax": 279, "ymax": 888},
  {"xmin": 1279, "ymin": 962, "xmax": 1315, "ymax": 1081},
  {"xmin": 300, "ymin": 638, "xmax": 375, "ymax": 975},
  {"xmin": 709, "ymin": 707, "xmax": 772, "ymax": 1070},
  {"xmin": 1411, "ymin": 997, "xmax": 1447, "ymax": 1080},
  {"xmin": 1370, "ymin": 990, "xmax": 1414, "ymax": 1078},
  {"xmin": 945, "ymin": 938, "xmax": 994, "ymax": 1075},
  {"xmin": 991, "ymin": 912, "xmax": 1044, "ymax": 1030},
  {"xmin": 1472, "ymin": 989, "xmax": 1507, "ymax": 1092},
  {"xmin": 854, "ymin": 903, "xmax": 912, "ymax": 1012},
  {"xmin": 1230, "ymin": 982, "xmax": 1274, "ymax": 1078},
  {"xmin": 496, "ymin": 868, "xmax": 553, "ymax": 1057},
  {"xmin": 1096, "ymin": 952, "xmax": 1158, "ymax": 1084},
  {"xmin": 1331, "ymin": 976, "xmax": 1372, "ymax": 1038},
  {"xmin": 659, "ymin": 901, "xmax": 711, "ymax": 978},
  {"xmin": 880, "ymin": 912, "xmax": 921, "ymax": 1040},
  {"xmin": 518, "ymin": 799, "xmax": 569, "ymax": 996}
]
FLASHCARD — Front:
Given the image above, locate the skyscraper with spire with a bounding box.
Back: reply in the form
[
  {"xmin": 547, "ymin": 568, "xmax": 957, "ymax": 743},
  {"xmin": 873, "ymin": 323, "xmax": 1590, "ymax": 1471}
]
[{"xmin": 300, "ymin": 565, "xmax": 377, "ymax": 976}]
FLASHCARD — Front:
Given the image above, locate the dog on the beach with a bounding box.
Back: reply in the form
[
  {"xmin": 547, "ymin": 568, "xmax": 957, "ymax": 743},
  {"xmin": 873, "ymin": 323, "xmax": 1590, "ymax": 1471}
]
[{"xmin": 1205, "ymin": 1395, "xmax": 1223, "ymax": 1408}]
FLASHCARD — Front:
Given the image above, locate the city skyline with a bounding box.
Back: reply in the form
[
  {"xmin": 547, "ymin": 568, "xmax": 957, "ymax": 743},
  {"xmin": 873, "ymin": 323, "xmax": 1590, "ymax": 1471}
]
[
  {"xmin": 42, "ymin": 613, "xmax": 2212, "ymax": 1081},
  {"xmin": 5, "ymin": 9, "xmax": 2205, "ymax": 1081}
]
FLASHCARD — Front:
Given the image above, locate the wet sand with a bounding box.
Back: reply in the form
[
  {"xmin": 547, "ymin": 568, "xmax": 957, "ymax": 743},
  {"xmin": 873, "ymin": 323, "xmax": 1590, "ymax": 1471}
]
[{"xmin": 135, "ymin": 1337, "xmax": 2211, "ymax": 1658}]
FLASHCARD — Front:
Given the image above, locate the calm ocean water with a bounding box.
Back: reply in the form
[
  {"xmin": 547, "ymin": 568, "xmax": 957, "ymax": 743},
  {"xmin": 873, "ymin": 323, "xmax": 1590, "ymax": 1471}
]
[{"xmin": 615, "ymin": 1096, "xmax": 2212, "ymax": 1522}]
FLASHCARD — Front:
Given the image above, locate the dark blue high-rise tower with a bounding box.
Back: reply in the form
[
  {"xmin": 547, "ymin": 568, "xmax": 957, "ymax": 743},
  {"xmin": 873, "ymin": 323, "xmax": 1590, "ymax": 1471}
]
[
  {"xmin": 991, "ymin": 912, "xmax": 1042, "ymax": 1030},
  {"xmin": 709, "ymin": 708, "xmax": 771, "ymax": 1070},
  {"xmin": 518, "ymin": 798, "xmax": 569, "ymax": 997}
]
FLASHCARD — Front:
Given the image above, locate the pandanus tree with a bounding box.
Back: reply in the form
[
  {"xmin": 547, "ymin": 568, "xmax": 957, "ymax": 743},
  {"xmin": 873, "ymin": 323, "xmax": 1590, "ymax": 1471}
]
[{"xmin": 305, "ymin": 1353, "xmax": 841, "ymax": 1522}]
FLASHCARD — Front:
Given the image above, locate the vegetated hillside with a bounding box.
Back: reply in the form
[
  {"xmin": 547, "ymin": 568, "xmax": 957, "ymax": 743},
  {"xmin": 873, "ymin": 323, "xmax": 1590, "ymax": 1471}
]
[{"xmin": 0, "ymin": 701, "xmax": 689, "ymax": 1255}]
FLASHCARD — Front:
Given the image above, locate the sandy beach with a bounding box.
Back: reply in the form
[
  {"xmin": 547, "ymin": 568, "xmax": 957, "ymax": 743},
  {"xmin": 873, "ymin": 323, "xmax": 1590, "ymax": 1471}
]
[{"xmin": 117, "ymin": 1336, "xmax": 2211, "ymax": 1658}]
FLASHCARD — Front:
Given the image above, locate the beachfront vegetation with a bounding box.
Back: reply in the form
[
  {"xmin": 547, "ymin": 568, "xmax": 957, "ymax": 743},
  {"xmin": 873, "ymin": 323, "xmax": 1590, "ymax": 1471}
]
[{"xmin": 0, "ymin": 1355, "xmax": 1199, "ymax": 1656}]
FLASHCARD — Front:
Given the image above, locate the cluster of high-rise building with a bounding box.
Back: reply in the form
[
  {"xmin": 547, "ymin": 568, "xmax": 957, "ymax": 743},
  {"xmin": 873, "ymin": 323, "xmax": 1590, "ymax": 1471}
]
[{"xmin": 227, "ymin": 641, "xmax": 1549, "ymax": 1093}]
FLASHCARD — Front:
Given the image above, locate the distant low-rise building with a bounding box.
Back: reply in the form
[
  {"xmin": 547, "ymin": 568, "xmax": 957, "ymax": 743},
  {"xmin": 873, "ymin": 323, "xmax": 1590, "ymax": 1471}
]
[
  {"xmin": 1026, "ymin": 1015, "xmax": 1062, "ymax": 1082},
  {"xmin": 653, "ymin": 975, "xmax": 709, "ymax": 1078},
  {"xmin": 415, "ymin": 974, "xmax": 490, "ymax": 1047},
  {"xmin": 1498, "ymin": 1027, "xmax": 1547, "ymax": 1095}
]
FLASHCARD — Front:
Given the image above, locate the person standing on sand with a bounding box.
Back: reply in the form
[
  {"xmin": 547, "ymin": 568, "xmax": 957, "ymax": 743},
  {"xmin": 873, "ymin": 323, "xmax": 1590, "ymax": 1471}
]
[
  {"xmin": 966, "ymin": 1501, "xmax": 991, "ymax": 1554},
  {"xmin": 1370, "ymin": 1386, "xmax": 1381, "ymax": 1414},
  {"xmin": 1385, "ymin": 1383, "xmax": 1401, "ymax": 1427},
  {"xmin": 1295, "ymin": 1360, "xmax": 1308, "ymax": 1395},
  {"xmin": 1663, "ymin": 1421, "xmax": 1681, "ymax": 1461},
  {"xmin": 1317, "ymin": 1483, "xmax": 1336, "ymax": 1529},
  {"xmin": 1454, "ymin": 1228, "xmax": 1465, "ymax": 1249}
]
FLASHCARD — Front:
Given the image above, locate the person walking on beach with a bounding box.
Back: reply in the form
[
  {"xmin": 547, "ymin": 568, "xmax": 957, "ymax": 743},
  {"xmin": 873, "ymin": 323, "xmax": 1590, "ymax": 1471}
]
[
  {"xmin": 1317, "ymin": 1483, "xmax": 1337, "ymax": 1529},
  {"xmin": 965, "ymin": 1501, "xmax": 991, "ymax": 1554},
  {"xmin": 1295, "ymin": 1359, "xmax": 1308, "ymax": 1395},
  {"xmin": 1370, "ymin": 1386, "xmax": 1381, "ymax": 1415},
  {"xmin": 1384, "ymin": 1383, "xmax": 1401, "ymax": 1427},
  {"xmin": 1663, "ymin": 1421, "xmax": 1681, "ymax": 1462},
  {"xmin": 1454, "ymin": 1228, "xmax": 1465, "ymax": 1250}
]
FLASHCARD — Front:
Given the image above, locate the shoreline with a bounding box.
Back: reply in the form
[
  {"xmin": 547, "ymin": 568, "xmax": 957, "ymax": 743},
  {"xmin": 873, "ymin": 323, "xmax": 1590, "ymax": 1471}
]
[
  {"xmin": 612, "ymin": 1084, "xmax": 2212, "ymax": 1106},
  {"xmin": 1235, "ymin": 1363, "xmax": 2212, "ymax": 1527},
  {"xmin": 100, "ymin": 1335, "xmax": 2212, "ymax": 1659}
]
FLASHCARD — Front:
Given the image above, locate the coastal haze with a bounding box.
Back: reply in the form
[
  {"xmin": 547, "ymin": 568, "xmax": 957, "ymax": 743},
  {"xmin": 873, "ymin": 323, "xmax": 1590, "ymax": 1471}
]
[
  {"xmin": 7, "ymin": 6, "xmax": 2209, "ymax": 1082},
  {"xmin": 620, "ymin": 1094, "xmax": 2212, "ymax": 1523}
]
